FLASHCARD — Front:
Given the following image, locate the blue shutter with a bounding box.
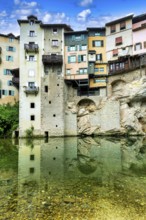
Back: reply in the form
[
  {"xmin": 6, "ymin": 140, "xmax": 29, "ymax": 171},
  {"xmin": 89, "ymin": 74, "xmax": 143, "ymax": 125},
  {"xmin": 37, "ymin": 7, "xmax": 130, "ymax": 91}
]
[
  {"xmin": 75, "ymin": 45, "xmax": 78, "ymax": 51},
  {"xmin": 79, "ymin": 45, "xmax": 82, "ymax": 51},
  {"xmin": 12, "ymin": 91, "xmax": 14, "ymax": 96},
  {"xmin": 6, "ymin": 56, "xmax": 8, "ymax": 61},
  {"xmin": 78, "ymin": 55, "xmax": 81, "ymax": 63},
  {"xmin": 11, "ymin": 56, "xmax": 13, "ymax": 61},
  {"xmin": 7, "ymin": 81, "xmax": 9, "ymax": 86},
  {"xmin": 13, "ymin": 47, "xmax": 16, "ymax": 52},
  {"xmin": 6, "ymin": 46, "xmax": 9, "ymax": 51},
  {"xmin": 67, "ymin": 46, "xmax": 70, "ymax": 52}
]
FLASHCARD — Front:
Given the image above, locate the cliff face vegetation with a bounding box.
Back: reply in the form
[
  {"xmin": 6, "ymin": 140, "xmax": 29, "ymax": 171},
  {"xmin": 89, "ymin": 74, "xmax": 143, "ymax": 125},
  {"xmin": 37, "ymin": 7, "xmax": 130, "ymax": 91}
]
[{"xmin": 0, "ymin": 102, "xmax": 19, "ymax": 138}]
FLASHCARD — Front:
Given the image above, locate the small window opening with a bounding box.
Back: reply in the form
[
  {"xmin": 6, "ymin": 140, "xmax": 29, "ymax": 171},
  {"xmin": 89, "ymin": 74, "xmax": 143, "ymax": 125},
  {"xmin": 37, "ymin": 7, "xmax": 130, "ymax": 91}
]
[{"xmin": 30, "ymin": 155, "xmax": 35, "ymax": 160}]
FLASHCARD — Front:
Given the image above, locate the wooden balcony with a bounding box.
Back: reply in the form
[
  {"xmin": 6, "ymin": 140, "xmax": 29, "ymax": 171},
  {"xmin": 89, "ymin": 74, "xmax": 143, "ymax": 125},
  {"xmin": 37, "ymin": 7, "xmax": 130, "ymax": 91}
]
[
  {"xmin": 42, "ymin": 55, "xmax": 63, "ymax": 65},
  {"xmin": 24, "ymin": 86, "xmax": 39, "ymax": 95},
  {"xmin": 24, "ymin": 44, "xmax": 39, "ymax": 53},
  {"xmin": 64, "ymin": 74, "xmax": 88, "ymax": 80}
]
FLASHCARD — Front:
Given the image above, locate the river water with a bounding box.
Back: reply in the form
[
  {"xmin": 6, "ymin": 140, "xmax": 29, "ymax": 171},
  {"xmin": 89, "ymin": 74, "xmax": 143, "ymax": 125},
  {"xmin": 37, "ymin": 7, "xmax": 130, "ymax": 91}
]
[{"xmin": 0, "ymin": 137, "xmax": 146, "ymax": 220}]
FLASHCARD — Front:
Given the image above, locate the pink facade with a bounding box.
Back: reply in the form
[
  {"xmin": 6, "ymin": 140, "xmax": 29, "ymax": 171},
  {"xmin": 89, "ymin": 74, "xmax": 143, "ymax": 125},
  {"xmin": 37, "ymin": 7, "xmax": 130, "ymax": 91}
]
[{"xmin": 133, "ymin": 20, "xmax": 146, "ymax": 55}]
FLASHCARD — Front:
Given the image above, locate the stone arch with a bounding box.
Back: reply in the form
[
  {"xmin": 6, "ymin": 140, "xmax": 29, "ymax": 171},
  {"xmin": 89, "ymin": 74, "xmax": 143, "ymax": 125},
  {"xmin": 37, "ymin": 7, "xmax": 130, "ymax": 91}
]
[
  {"xmin": 111, "ymin": 79, "xmax": 126, "ymax": 96},
  {"xmin": 77, "ymin": 99, "xmax": 97, "ymax": 135},
  {"xmin": 77, "ymin": 98, "xmax": 96, "ymax": 111}
]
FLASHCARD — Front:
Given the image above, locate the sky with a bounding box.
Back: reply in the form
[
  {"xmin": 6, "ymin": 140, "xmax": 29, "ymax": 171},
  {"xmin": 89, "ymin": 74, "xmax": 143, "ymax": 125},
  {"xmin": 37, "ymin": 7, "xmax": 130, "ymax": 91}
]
[{"xmin": 0, "ymin": 0, "xmax": 146, "ymax": 35}]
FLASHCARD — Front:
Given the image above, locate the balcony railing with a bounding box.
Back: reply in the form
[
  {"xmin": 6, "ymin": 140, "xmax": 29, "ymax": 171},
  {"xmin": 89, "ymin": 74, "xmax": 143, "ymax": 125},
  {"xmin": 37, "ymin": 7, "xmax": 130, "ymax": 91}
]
[
  {"xmin": 24, "ymin": 86, "xmax": 39, "ymax": 95},
  {"xmin": 42, "ymin": 55, "xmax": 63, "ymax": 65},
  {"xmin": 24, "ymin": 44, "xmax": 39, "ymax": 53}
]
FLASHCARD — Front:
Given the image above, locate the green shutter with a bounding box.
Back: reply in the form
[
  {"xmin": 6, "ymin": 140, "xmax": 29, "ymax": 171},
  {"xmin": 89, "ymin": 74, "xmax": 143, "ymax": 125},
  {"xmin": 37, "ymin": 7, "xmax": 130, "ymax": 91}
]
[
  {"xmin": 11, "ymin": 56, "xmax": 13, "ymax": 61},
  {"xmin": 75, "ymin": 45, "xmax": 78, "ymax": 51},
  {"xmin": 5, "ymin": 90, "xmax": 8, "ymax": 95},
  {"xmin": 78, "ymin": 55, "xmax": 81, "ymax": 63},
  {"xmin": 12, "ymin": 91, "xmax": 14, "ymax": 96},
  {"xmin": 68, "ymin": 56, "xmax": 71, "ymax": 63},
  {"xmin": 6, "ymin": 56, "xmax": 8, "ymax": 61},
  {"xmin": 68, "ymin": 46, "xmax": 70, "ymax": 52},
  {"xmin": 79, "ymin": 45, "xmax": 82, "ymax": 51},
  {"xmin": 72, "ymin": 35, "xmax": 75, "ymax": 41},
  {"xmin": 6, "ymin": 46, "xmax": 9, "ymax": 51},
  {"xmin": 3, "ymin": 69, "xmax": 6, "ymax": 75}
]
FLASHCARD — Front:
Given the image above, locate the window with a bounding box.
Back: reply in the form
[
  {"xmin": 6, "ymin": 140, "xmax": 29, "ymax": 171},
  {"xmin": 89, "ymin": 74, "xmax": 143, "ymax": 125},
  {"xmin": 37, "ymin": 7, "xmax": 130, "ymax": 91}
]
[
  {"xmin": 29, "ymin": 55, "xmax": 35, "ymax": 61},
  {"xmin": 30, "ymin": 155, "xmax": 35, "ymax": 160},
  {"xmin": 30, "ymin": 103, "xmax": 35, "ymax": 108},
  {"xmin": 92, "ymin": 40, "xmax": 104, "ymax": 47},
  {"xmin": 9, "ymin": 90, "xmax": 14, "ymax": 96},
  {"xmin": 45, "ymin": 86, "xmax": 48, "ymax": 92},
  {"xmin": 30, "ymin": 115, "xmax": 35, "ymax": 121},
  {"xmin": 110, "ymin": 25, "xmax": 116, "ymax": 33},
  {"xmin": 6, "ymin": 56, "xmax": 13, "ymax": 61},
  {"xmin": 79, "ymin": 68, "xmax": 87, "ymax": 74},
  {"xmin": 66, "ymin": 69, "xmax": 71, "ymax": 74},
  {"xmin": 29, "ymin": 31, "xmax": 35, "ymax": 37},
  {"xmin": 96, "ymin": 54, "xmax": 102, "ymax": 61},
  {"xmin": 9, "ymin": 37, "xmax": 14, "ymax": 42},
  {"xmin": 7, "ymin": 46, "xmax": 15, "ymax": 52},
  {"xmin": 28, "ymin": 69, "xmax": 35, "ymax": 77},
  {"xmin": 80, "ymin": 44, "xmax": 87, "ymax": 50},
  {"xmin": 72, "ymin": 35, "xmax": 84, "ymax": 41},
  {"xmin": 120, "ymin": 21, "xmax": 126, "ymax": 30},
  {"xmin": 29, "ymin": 20, "xmax": 34, "ymax": 25},
  {"xmin": 115, "ymin": 37, "xmax": 122, "ymax": 46},
  {"xmin": 53, "ymin": 28, "xmax": 57, "ymax": 34},
  {"xmin": 113, "ymin": 49, "xmax": 118, "ymax": 57},
  {"xmin": 7, "ymin": 80, "xmax": 13, "ymax": 86},
  {"xmin": 68, "ymin": 55, "xmax": 76, "ymax": 63},
  {"xmin": 2, "ymin": 90, "xmax": 7, "ymax": 95},
  {"xmin": 78, "ymin": 54, "xmax": 86, "ymax": 62},
  {"xmin": 94, "ymin": 78, "xmax": 106, "ymax": 83},
  {"xmin": 28, "ymin": 82, "xmax": 35, "ymax": 88},
  {"xmin": 4, "ymin": 69, "xmax": 12, "ymax": 75},
  {"xmin": 52, "ymin": 40, "xmax": 59, "ymax": 47},
  {"xmin": 68, "ymin": 45, "xmax": 76, "ymax": 51},
  {"xmin": 134, "ymin": 43, "xmax": 142, "ymax": 51},
  {"xmin": 94, "ymin": 67, "xmax": 104, "ymax": 72},
  {"xmin": 29, "ymin": 167, "xmax": 35, "ymax": 173}
]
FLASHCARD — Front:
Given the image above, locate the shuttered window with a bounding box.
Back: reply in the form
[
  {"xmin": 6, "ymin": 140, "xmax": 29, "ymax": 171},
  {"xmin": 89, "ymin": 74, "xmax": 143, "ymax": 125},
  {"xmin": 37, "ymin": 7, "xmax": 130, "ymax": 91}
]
[
  {"xmin": 110, "ymin": 25, "xmax": 116, "ymax": 33},
  {"xmin": 144, "ymin": 41, "xmax": 146, "ymax": 48},
  {"xmin": 113, "ymin": 49, "xmax": 118, "ymax": 56},
  {"xmin": 120, "ymin": 21, "xmax": 126, "ymax": 30},
  {"xmin": 115, "ymin": 37, "xmax": 122, "ymax": 45}
]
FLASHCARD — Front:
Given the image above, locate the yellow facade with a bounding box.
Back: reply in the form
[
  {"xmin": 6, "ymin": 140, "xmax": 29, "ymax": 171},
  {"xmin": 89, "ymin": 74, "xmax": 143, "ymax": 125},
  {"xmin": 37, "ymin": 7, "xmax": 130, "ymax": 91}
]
[{"xmin": 88, "ymin": 35, "xmax": 107, "ymax": 88}]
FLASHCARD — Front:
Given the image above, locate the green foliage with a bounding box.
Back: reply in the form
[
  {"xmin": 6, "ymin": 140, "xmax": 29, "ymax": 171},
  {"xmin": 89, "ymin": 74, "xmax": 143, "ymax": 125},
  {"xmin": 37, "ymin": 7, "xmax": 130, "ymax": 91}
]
[
  {"xmin": 25, "ymin": 125, "xmax": 34, "ymax": 138},
  {"xmin": 0, "ymin": 102, "xmax": 19, "ymax": 138}
]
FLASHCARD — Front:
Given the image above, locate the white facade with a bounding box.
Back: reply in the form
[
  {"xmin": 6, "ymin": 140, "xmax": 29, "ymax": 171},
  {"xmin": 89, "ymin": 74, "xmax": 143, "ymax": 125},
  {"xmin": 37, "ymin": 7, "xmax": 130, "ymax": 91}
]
[
  {"xmin": 106, "ymin": 15, "xmax": 133, "ymax": 62},
  {"xmin": 18, "ymin": 15, "xmax": 72, "ymax": 137}
]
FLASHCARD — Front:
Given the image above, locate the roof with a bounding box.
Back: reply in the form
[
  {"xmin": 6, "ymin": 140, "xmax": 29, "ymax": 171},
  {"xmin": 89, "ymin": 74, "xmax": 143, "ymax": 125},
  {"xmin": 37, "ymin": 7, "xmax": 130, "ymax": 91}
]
[
  {"xmin": 133, "ymin": 13, "xmax": 146, "ymax": 24},
  {"xmin": 41, "ymin": 24, "xmax": 73, "ymax": 31},
  {"xmin": 64, "ymin": 30, "xmax": 88, "ymax": 35},
  {"xmin": 106, "ymin": 14, "xmax": 134, "ymax": 26},
  {"xmin": 87, "ymin": 27, "xmax": 105, "ymax": 31},
  {"xmin": 0, "ymin": 33, "xmax": 19, "ymax": 39}
]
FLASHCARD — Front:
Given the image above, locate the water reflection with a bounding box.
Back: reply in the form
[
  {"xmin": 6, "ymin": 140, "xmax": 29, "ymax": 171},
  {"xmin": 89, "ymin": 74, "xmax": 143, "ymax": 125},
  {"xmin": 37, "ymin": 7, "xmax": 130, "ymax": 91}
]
[{"xmin": 1, "ymin": 137, "xmax": 146, "ymax": 219}]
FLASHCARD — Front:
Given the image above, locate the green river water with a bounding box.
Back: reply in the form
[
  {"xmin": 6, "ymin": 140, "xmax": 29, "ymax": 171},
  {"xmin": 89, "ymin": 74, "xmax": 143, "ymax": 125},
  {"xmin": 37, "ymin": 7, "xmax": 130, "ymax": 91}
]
[{"xmin": 0, "ymin": 136, "xmax": 146, "ymax": 220}]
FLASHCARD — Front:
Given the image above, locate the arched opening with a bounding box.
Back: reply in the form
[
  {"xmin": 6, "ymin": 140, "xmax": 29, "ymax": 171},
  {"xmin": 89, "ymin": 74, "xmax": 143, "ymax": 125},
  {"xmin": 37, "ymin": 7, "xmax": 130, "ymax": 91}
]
[
  {"xmin": 111, "ymin": 79, "xmax": 126, "ymax": 96},
  {"xmin": 77, "ymin": 99, "xmax": 97, "ymax": 135}
]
